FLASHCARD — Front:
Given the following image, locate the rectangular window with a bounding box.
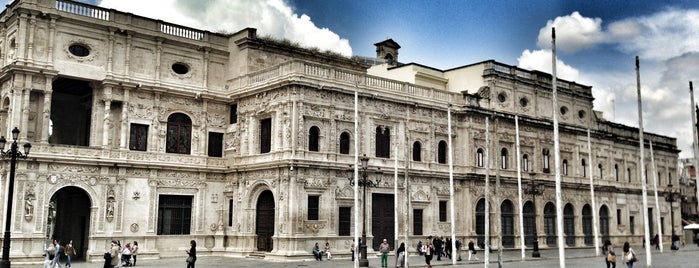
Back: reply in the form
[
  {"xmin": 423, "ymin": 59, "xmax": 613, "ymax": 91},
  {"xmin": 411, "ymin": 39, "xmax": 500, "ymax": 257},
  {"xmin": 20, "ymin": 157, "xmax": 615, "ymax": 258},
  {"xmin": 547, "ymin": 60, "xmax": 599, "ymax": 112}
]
[
  {"xmin": 208, "ymin": 132, "xmax": 224, "ymax": 157},
  {"xmin": 661, "ymin": 217, "xmax": 665, "ymax": 234},
  {"xmin": 157, "ymin": 195, "xmax": 192, "ymax": 235},
  {"xmin": 413, "ymin": 209, "xmax": 423, "ymax": 235},
  {"xmin": 228, "ymin": 199, "xmax": 234, "ymax": 227},
  {"xmin": 230, "ymin": 104, "xmax": 238, "ymax": 124},
  {"xmin": 338, "ymin": 207, "xmax": 351, "ymax": 236},
  {"xmin": 260, "ymin": 118, "xmax": 271, "ymax": 153},
  {"xmin": 308, "ymin": 195, "xmax": 319, "ymax": 220},
  {"xmin": 129, "ymin": 123, "xmax": 148, "ymax": 151},
  {"xmin": 630, "ymin": 216, "xmax": 635, "ymax": 235},
  {"xmin": 439, "ymin": 201, "xmax": 447, "ymax": 222},
  {"xmin": 617, "ymin": 209, "xmax": 622, "ymax": 225}
]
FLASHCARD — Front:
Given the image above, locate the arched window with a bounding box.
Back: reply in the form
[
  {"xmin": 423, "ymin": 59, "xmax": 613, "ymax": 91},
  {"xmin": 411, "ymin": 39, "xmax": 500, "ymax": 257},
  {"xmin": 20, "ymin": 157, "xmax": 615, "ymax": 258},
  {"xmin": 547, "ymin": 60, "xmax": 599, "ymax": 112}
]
[
  {"xmin": 166, "ymin": 113, "xmax": 192, "ymax": 154},
  {"xmin": 582, "ymin": 204, "xmax": 593, "ymax": 245},
  {"xmin": 542, "ymin": 149, "xmax": 550, "ymax": 173},
  {"xmin": 476, "ymin": 198, "xmax": 487, "ymax": 247},
  {"xmin": 476, "ymin": 148, "xmax": 484, "ymax": 167},
  {"xmin": 544, "ymin": 202, "xmax": 557, "ymax": 246},
  {"xmin": 614, "ymin": 164, "xmax": 619, "ymax": 181},
  {"xmin": 339, "ymin": 132, "xmax": 350, "ymax": 154},
  {"xmin": 581, "ymin": 159, "xmax": 587, "ymax": 178},
  {"xmin": 375, "ymin": 126, "xmax": 390, "ymax": 158},
  {"xmin": 438, "ymin": 140, "xmax": 448, "ymax": 164},
  {"xmin": 598, "ymin": 164, "xmax": 603, "ymax": 179},
  {"xmin": 564, "ymin": 203, "xmax": 575, "ymax": 246},
  {"xmin": 308, "ymin": 126, "xmax": 319, "ymax": 152},
  {"xmin": 501, "ymin": 148, "xmax": 508, "ymax": 169},
  {"xmin": 523, "ymin": 201, "xmax": 535, "ymax": 246},
  {"xmin": 600, "ymin": 205, "xmax": 610, "ymax": 241},
  {"xmin": 413, "ymin": 141, "xmax": 422, "ymax": 161},
  {"xmin": 627, "ymin": 168, "xmax": 631, "ymax": 182},
  {"xmin": 522, "ymin": 154, "xmax": 529, "ymax": 171},
  {"xmin": 501, "ymin": 200, "xmax": 515, "ymax": 248},
  {"xmin": 562, "ymin": 159, "xmax": 568, "ymax": 176}
]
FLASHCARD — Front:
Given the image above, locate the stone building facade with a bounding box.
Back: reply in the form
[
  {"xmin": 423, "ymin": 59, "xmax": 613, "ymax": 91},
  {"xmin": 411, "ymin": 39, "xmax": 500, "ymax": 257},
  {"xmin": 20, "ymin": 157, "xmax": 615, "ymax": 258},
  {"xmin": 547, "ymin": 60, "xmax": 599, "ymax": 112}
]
[{"xmin": 0, "ymin": 0, "xmax": 680, "ymax": 263}]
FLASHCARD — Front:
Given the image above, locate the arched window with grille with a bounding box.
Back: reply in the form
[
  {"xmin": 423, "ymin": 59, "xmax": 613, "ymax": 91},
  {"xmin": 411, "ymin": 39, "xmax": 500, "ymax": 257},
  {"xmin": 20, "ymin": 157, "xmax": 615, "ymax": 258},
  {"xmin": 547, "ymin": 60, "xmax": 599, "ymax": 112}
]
[
  {"xmin": 339, "ymin": 132, "xmax": 350, "ymax": 154},
  {"xmin": 476, "ymin": 148, "xmax": 484, "ymax": 167},
  {"xmin": 523, "ymin": 201, "xmax": 535, "ymax": 246},
  {"xmin": 564, "ymin": 203, "xmax": 575, "ymax": 246},
  {"xmin": 562, "ymin": 159, "xmax": 568, "ymax": 176},
  {"xmin": 544, "ymin": 202, "xmax": 557, "ymax": 246},
  {"xmin": 166, "ymin": 113, "xmax": 192, "ymax": 154},
  {"xmin": 413, "ymin": 141, "xmax": 422, "ymax": 161},
  {"xmin": 598, "ymin": 164, "xmax": 603, "ymax": 179},
  {"xmin": 501, "ymin": 148, "xmax": 508, "ymax": 169},
  {"xmin": 438, "ymin": 140, "xmax": 447, "ymax": 164},
  {"xmin": 627, "ymin": 168, "xmax": 631, "ymax": 182},
  {"xmin": 375, "ymin": 126, "xmax": 390, "ymax": 158},
  {"xmin": 614, "ymin": 164, "xmax": 619, "ymax": 181},
  {"xmin": 501, "ymin": 200, "xmax": 515, "ymax": 248},
  {"xmin": 308, "ymin": 126, "xmax": 319, "ymax": 152},
  {"xmin": 600, "ymin": 205, "xmax": 610, "ymax": 241},
  {"xmin": 476, "ymin": 198, "xmax": 487, "ymax": 247},
  {"xmin": 582, "ymin": 204, "xmax": 593, "ymax": 245}
]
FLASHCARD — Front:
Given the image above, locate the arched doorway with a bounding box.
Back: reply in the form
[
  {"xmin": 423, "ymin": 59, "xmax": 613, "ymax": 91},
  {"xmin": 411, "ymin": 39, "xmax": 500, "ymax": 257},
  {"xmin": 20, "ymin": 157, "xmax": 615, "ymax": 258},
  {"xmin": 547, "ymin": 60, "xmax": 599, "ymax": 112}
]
[
  {"xmin": 48, "ymin": 186, "xmax": 91, "ymax": 260},
  {"xmin": 475, "ymin": 198, "xmax": 486, "ymax": 247},
  {"xmin": 255, "ymin": 190, "xmax": 275, "ymax": 252},
  {"xmin": 501, "ymin": 200, "xmax": 514, "ymax": 248}
]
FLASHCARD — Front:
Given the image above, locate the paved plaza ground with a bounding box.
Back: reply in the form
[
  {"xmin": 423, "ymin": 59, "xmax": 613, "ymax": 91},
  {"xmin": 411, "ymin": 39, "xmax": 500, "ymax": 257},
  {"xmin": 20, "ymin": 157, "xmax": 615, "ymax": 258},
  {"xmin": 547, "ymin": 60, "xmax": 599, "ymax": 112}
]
[{"xmin": 13, "ymin": 246, "xmax": 699, "ymax": 267}]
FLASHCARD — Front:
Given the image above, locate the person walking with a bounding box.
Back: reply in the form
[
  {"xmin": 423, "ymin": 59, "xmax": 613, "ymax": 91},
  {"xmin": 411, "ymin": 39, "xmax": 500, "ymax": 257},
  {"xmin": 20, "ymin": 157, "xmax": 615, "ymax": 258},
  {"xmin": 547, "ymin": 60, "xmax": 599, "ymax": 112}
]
[
  {"xmin": 186, "ymin": 240, "xmax": 197, "ymax": 268},
  {"xmin": 396, "ymin": 242, "xmax": 406, "ymax": 268},
  {"xmin": 603, "ymin": 240, "xmax": 616, "ymax": 268},
  {"xmin": 622, "ymin": 241, "xmax": 636, "ymax": 268},
  {"xmin": 467, "ymin": 240, "xmax": 479, "ymax": 261},
  {"xmin": 64, "ymin": 240, "xmax": 76, "ymax": 268},
  {"xmin": 653, "ymin": 234, "xmax": 660, "ymax": 250},
  {"xmin": 50, "ymin": 240, "xmax": 62, "ymax": 268},
  {"xmin": 131, "ymin": 241, "xmax": 139, "ymax": 266},
  {"xmin": 379, "ymin": 238, "xmax": 390, "ymax": 267},
  {"xmin": 423, "ymin": 240, "xmax": 435, "ymax": 268},
  {"xmin": 456, "ymin": 238, "xmax": 463, "ymax": 261},
  {"xmin": 671, "ymin": 233, "xmax": 680, "ymax": 250},
  {"xmin": 433, "ymin": 236, "xmax": 442, "ymax": 261}
]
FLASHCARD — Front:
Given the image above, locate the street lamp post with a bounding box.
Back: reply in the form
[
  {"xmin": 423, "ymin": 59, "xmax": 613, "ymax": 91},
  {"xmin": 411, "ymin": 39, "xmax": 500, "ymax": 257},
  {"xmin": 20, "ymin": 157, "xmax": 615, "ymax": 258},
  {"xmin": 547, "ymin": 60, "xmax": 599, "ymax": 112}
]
[
  {"xmin": 664, "ymin": 183, "xmax": 681, "ymax": 236},
  {"xmin": 348, "ymin": 154, "xmax": 380, "ymax": 267},
  {"xmin": 524, "ymin": 172, "xmax": 545, "ymax": 258},
  {"xmin": 0, "ymin": 127, "xmax": 32, "ymax": 268}
]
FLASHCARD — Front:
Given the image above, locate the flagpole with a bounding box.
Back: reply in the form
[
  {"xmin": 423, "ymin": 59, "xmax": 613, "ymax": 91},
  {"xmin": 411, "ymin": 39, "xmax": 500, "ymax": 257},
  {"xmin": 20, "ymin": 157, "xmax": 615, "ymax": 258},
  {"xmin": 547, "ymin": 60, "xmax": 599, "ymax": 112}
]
[
  {"xmin": 353, "ymin": 82, "xmax": 360, "ymax": 268},
  {"xmin": 551, "ymin": 27, "xmax": 566, "ymax": 268},
  {"xmin": 636, "ymin": 56, "xmax": 652, "ymax": 268},
  {"xmin": 404, "ymin": 110, "xmax": 411, "ymax": 268},
  {"xmin": 690, "ymin": 82, "xmax": 699, "ymax": 226},
  {"xmin": 649, "ymin": 140, "xmax": 663, "ymax": 252},
  {"xmin": 448, "ymin": 104, "xmax": 457, "ymax": 266},
  {"xmin": 495, "ymin": 116, "xmax": 503, "ymax": 267},
  {"xmin": 394, "ymin": 144, "xmax": 398, "ymax": 256},
  {"xmin": 515, "ymin": 115, "xmax": 525, "ymax": 260},
  {"xmin": 587, "ymin": 129, "xmax": 600, "ymax": 256},
  {"xmin": 484, "ymin": 116, "xmax": 490, "ymax": 268}
]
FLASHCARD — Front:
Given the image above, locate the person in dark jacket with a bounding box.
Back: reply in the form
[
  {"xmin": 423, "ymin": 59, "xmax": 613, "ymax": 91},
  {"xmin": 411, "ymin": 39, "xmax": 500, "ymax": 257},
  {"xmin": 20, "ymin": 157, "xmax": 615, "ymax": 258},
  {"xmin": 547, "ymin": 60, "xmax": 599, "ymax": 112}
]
[{"xmin": 186, "ymin": 240, "xmax": 196, "ymax": 268}]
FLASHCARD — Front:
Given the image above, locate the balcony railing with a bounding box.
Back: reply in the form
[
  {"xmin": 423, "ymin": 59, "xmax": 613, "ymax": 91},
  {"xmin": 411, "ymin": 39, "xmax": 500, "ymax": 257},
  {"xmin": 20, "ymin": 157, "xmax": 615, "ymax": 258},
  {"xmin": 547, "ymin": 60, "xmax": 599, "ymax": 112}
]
[
  {"xmin": 56, "ymin": 0, "xmax": 109, "ymax": 21},
  {"xmin": 230, "ymin": 60, "xmax": 464, "ymax": 105}
]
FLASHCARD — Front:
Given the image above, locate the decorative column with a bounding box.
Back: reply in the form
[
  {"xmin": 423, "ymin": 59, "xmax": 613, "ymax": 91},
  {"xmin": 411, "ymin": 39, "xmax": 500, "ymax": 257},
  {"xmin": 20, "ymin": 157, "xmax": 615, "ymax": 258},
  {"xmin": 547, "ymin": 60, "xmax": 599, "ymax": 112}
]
[
  {"xmin": 119, "ymin": 88, "xmax": 130, "ymax": 149},
  {"xmin": 27, "ymin": 14, "xmax": 35, "ymax": 63},
  {"xmin": 47, "ymin": 16, "xmax": 56, "ymax": 65},
  {"xmin": 107, "ymin": 29, "xmax": 115, "ymax": 75},
  {"xmin": 102, "ymin": 100, "xmax": 111, "ymax": 148},
  {"xmin": 16, "ymin": 13, "xmax": 28, "ymax": 62},
  {"xmin": 20, "ymin": 88, "xmax": 30, "ymax": 140},
  {"xmin": 40, "ymin": 76, "xmax": 53, "ymax": 143}
]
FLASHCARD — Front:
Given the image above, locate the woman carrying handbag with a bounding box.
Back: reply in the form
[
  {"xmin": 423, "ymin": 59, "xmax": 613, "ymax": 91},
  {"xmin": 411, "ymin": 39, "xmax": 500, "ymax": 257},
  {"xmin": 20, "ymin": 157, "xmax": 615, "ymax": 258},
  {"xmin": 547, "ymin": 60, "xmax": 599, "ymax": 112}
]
[{"xmin": 186, "ymin": 240, "xmax": 197, "ymax": 268}]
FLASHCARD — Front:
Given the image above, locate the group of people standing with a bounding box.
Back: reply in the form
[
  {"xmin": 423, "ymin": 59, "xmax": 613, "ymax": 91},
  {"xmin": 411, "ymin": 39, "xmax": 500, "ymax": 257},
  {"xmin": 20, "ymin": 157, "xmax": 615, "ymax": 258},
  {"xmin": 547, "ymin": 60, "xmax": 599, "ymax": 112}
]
[{"xmin": 104, "ymin": 240, "xmax": 139, "ymax": 268}]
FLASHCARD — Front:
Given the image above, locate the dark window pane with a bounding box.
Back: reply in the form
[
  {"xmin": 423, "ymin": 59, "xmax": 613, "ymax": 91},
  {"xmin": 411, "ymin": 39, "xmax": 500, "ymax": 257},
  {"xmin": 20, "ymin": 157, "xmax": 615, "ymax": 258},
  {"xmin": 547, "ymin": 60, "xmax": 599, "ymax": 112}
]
[
  {"xmin": 339, "ymin": 207, "xmax": 351, "ymax": 236},
  {"xmin": 375, "ymin": 126, "xmax": 390, "ymax": 158},
  {"xmin": 413, "ymin": 209, "xmax": 423, "ymax": 235},
  {"xmin": 230, "ymin": 104, "xmax": 238, "ymax": 124},
  {"xmin": 129, "ymin": 123, "xmax": 148, "ymax": 151},
  {"xmin": 413, "ymin": 142, "xmax": 421, "ymax": 161},
  {"xmin": 308, "ymin": 196, "xmax": 319, "ymax": 220},
  {"xmin": 260, "ymin": 118, "xmax": 271, "ymax": 153},
  {"xmin": 166, "ymin": 113, "xmax": 191, "ymax": 154},
  {"xmin": 438, "ymin": 141, "xmax": 447, "ymax": 164},
  {"xmin": 439, "ymin": 200, "xmax": 447, "ymax": 222},
  {"xmin": 208, "ymin": 132, "xmax": 224, "ymax": 157},
  {"xmin": 157, "ymin": 195, "xmax": 192, "ymax": 235},
  {"xmin": 228, "ymin": 199, "xmax": 234, "ymax": 227},
  {"xmin": 309, "ymin": 126, "xmax": 319, "ymax": 152},
  {"xmin": 340, "ymin": 132, "xmax": 350, "ymax": 154}
]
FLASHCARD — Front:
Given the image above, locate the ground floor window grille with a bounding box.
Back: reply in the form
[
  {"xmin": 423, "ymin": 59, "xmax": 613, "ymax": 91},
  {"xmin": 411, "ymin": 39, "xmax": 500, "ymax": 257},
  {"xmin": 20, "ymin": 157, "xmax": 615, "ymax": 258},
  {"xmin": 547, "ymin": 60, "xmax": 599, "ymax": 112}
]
[{"xmin": 157, "ymin": 195, "xmax": 192, "ymax": 235}]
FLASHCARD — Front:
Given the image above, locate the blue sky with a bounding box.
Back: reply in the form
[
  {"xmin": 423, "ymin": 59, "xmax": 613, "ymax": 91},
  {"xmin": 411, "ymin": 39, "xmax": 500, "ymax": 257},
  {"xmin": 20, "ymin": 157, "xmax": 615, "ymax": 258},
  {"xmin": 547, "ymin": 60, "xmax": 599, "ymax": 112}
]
[{"xmin": 5, "ymin": 0, "xmax": 699, "ymax": 158}]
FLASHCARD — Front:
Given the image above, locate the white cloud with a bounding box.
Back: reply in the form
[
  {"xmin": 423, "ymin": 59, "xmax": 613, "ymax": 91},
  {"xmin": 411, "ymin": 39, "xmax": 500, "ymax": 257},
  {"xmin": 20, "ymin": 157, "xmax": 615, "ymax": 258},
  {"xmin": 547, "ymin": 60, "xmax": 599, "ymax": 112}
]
[
  {"xmin": 98, "ymin": 0, "xmax": 352, "ymax": 56},
  {"xmin": 517, "ymin": 49, "xmax": 580, "ymax": 81},
  {"xmin": 536, "ymin": 12, "xmax": 605, "ymax": 53}
]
